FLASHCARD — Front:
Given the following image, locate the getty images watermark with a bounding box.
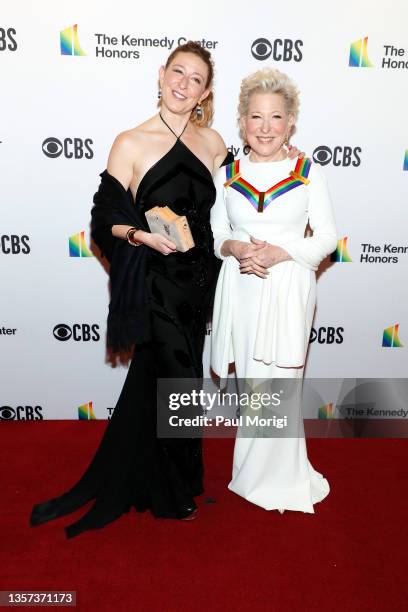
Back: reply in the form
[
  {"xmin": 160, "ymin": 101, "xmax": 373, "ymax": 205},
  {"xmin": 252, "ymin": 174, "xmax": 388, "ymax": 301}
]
[
  {"xmin": 168, "ymin": 389, "xmax": 287, "ymax": 428},
  {"xmin": 157, "ymin": 379, "xmax": 305, "ymax": 438},
  {"xmin": 156, "ymin": 378, "xmax": 408, "ymax": 439}
]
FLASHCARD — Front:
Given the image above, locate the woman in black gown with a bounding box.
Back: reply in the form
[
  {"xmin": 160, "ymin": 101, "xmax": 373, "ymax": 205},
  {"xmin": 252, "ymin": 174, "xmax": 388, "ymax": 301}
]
[{"xmin": 30, "ymin": 41, "xmax": 234, "ymax": 537}]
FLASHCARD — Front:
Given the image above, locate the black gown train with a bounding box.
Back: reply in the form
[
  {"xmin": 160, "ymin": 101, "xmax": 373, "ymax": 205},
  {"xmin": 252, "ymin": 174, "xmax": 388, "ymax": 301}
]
[{"xmin": 31, "ymin": 134, "xmax": 232, "ymax": 538}]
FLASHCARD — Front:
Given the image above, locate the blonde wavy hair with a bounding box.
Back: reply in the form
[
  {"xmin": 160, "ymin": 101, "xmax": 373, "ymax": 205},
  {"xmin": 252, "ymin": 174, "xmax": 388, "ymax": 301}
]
[{"xmin": 238, "ymin": 68, "xmax": 300, "ymax": 139}]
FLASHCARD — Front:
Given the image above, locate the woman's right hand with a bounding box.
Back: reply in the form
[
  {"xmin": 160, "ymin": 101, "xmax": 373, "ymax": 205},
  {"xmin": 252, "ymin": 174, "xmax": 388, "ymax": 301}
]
[
  {"xmin": 140, "ymin": 231, "xmax": 177, "ymax": 255},
  {"xmin": 221, "ymin": 240, "xmax": 268, "ymax": 278},
  {"xmin": 222, "ymin": 239, "xmax": 264, "ymax": 260}
]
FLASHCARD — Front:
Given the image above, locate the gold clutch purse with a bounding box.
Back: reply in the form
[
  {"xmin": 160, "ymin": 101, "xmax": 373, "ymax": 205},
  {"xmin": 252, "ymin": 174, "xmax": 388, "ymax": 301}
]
[{"xmin": 145, "ymin": 206, "xmax": 195, "ymax": 253}]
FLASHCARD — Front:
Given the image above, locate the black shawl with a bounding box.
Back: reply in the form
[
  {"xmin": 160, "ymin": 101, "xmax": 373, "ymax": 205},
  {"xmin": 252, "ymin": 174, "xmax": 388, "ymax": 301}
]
[
  {"xmin": 91, "ymin": 152, "xmax": 234, "ymax": 352},
  {"xmin": 91, "ymin": 170, "xmax": 150, "ymax": 351}
]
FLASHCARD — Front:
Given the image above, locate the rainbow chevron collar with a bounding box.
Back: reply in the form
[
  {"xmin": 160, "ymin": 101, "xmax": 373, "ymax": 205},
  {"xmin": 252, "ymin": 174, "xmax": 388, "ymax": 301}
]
[{"xmin": 224, "ymin": 157, "xmax": 311, "ymax": 212}]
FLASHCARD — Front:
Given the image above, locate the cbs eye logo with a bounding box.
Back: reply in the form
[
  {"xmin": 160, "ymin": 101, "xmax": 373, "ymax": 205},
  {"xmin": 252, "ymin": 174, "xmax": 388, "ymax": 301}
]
[
  {"xmin": 42, "ymin": 137, "xmax": 94, "ymax": 159},
  {"xmin": 42, "ymin": 138, "xmax": 62, "ymax": 158},
  {"xmin": 53, "ymin": 324, "xmax": 72, "ymax": 341},
  {"xmin": 251, "ymin": 37, "xmax": 303, "ymax": 62},
  {"xmin": 0, "ymin": 406, "xmax": 14, "ymax": 420},
  {"xmin": 313, "ymin": 145, "xmax": 361, "ymax": 167},
  {"xmin": 251, "ymin": 38, "xmax": 272, "ymax": 60},
  {"xmin": 312, "ymin": 146, "xmax": 332, "ymax": 166},
  {"xmin": 53, "ymin": 323, "xmax": 100, "ymax": 342}
]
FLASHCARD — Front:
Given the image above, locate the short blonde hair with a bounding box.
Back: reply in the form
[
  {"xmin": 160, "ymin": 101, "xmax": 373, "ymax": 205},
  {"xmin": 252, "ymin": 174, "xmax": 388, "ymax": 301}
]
[{"xmin": 238, "ymin": 68, "xmax": 300, "ymax": 139}]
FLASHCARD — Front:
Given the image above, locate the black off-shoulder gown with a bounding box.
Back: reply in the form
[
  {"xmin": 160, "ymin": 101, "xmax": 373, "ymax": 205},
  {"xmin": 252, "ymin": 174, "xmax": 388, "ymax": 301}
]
[{"xmin": 30, "ymin": 139, "xmax": 232, "ymax": 538}]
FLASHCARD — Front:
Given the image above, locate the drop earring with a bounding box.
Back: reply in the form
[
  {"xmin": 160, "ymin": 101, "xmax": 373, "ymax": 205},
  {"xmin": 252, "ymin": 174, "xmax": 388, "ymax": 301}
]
[
  {"xmin": 195, "ymin": 103, "xmax": 203, "ymax": 119},
  {"xmin": 158, "ymin": 88, "xmax": 162, "ymax": 100},
  {"xmin": 243, "ymin": 142, "xmax": 251, "ymax": 155}
]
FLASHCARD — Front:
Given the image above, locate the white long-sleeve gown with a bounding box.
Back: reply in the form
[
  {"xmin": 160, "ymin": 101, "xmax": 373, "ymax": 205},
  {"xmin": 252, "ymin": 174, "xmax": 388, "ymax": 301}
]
[{"xmin": 210, "ymin": 156, "xmax": 337, "ymax": 512}]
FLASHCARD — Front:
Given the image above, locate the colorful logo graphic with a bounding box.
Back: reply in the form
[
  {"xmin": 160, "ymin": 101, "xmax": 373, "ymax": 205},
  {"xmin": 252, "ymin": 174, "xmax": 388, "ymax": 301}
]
[
  {"xmin": 349, "ymin": 37, "xmax": 373, "ymax": 67},
  {"xmin": 331, "ymin": 237, "xmax": 352, "ymax": 262},
  {"xmin": 318, "ymin": 403, "xmax": 335, "ymax": 419},
  {"xmin": 403, "ymin": 150, "xmax": 408, "ymax": 171},
  {"xmin": 60, "ymin": 24, "xmax": 86, "ymax": 56},
  {"xmin": 78, "ymin": 402, "xmax": 96, "ymax": 420},
  {"xmin": 382, "ymin": 324, "xmax": 403, "ymax": 348},
  {"xmin": 69, "ymin": 231, "xmax": 93, "ymax": 257}
]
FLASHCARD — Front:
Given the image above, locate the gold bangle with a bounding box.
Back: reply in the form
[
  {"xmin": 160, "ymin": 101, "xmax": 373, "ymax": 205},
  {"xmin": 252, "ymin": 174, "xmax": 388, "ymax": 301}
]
[{"xmin": 126, "ymin": 227, "xmax": 142, "ymax": 247}]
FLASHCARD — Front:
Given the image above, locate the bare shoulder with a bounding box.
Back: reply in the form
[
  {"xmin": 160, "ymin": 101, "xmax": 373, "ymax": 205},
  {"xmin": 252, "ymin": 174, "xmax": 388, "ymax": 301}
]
[
  {"xmin": 107, "ymin": 118, "xmax": 158, "ymax": 184},
  {"xmin": 199, "ymin": 126, "xmax": 226, "ymax": 151},
  {"xmin": 110, "ymin": 123, "xmax": 148, "ymax": 155},
  {"xmin": 197, "ymin": 126, "xmax": 227, "ymax": 170},
  {"xmin": 106, "ymin": 128, "xmax": 142, "ymax": 188}
]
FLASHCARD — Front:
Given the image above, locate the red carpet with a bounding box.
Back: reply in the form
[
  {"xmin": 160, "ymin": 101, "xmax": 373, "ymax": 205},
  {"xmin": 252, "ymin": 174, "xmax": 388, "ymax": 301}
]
[{"xmin": 0, "ymin": 422, "xmax": 406, "ymax": 611}]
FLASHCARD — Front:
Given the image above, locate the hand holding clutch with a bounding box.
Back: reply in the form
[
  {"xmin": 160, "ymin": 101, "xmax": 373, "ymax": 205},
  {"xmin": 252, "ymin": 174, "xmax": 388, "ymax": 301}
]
[{"xmin": 145, "ymin": 206, "xmax": 195, "ymax": 253}]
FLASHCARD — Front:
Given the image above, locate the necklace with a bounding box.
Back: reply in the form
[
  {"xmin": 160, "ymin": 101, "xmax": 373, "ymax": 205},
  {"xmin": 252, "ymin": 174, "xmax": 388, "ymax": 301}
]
[{"xmin": 159, "ymin": 112, "xmax": 189, "ymax": 139}]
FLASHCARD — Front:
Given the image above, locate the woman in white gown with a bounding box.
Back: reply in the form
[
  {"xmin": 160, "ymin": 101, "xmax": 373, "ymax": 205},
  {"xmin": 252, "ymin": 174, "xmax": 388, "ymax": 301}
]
[{"xmin": 210, "ymin": 68, "xmax": 337, "ymax": 513}]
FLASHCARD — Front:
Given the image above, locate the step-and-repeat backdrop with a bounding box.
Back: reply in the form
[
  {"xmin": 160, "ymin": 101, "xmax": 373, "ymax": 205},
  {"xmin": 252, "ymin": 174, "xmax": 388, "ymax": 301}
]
[{"xmin": 1, "ymin": 0, "xmax": 407, "ymax": 421}]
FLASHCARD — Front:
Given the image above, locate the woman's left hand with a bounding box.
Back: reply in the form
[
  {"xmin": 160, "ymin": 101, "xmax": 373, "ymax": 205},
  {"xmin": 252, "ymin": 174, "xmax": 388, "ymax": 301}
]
[{"xmin": 239, "ymin": 237, "xmax": 292, "ymax": 274}]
